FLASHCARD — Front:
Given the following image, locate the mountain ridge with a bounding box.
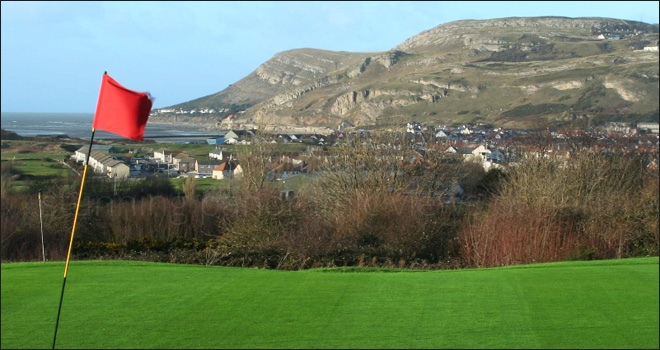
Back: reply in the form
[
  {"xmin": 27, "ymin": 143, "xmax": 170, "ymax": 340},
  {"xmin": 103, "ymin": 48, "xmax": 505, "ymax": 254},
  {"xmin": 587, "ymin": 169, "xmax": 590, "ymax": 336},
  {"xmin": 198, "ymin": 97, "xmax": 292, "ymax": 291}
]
[{"xmin": 152, "ymin": 16, "xmax": 659, "ymax": 130}]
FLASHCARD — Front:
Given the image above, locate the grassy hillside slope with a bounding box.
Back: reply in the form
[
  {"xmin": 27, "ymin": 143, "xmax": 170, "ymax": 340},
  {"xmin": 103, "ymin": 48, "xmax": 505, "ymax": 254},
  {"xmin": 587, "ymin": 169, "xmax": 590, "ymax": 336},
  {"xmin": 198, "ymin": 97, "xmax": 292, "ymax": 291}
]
[
  {"xmin": 2, "ymin": 258, "xmax": 658, "ymax": 349},
  {"xmin": 155, "ymin": 17, "xmax": 659, "ymax": 130}
]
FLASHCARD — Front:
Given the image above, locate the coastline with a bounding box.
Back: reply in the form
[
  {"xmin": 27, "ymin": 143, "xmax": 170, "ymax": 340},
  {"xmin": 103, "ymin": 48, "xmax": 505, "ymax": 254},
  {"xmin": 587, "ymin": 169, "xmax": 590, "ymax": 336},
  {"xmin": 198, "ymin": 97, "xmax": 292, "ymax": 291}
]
[{"xmin": 1, "ymin": 113, "xmax": 217, "ymax": 141}]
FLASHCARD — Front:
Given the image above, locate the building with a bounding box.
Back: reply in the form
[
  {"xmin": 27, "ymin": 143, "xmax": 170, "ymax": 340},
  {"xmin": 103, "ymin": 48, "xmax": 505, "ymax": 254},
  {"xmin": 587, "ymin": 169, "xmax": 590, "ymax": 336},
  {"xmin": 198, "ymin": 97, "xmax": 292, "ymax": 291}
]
[
  {"xmin": 637, "ymin": 122, "xmax": 659, "ymax": 134},
  {"xmin": 196, "ymin": 159, "xmax": 224, "ymax": 174},
  {"xmin": 153, "ymin": 149, "xmax": 175, "ymax": 163},
  {"xmin": 105, "ymin": 160, "xmax": 130, "ymax": 179},
  {"xmin": 209, "ymin": 149, "xmax": 233, "ymax": 161},
  {"xmin": 171, "ymin": 153, "xmax": 197, "ymax": 172},
  {"xmin": 206, "ymin": 137, "xmax": 226, "ymax": 145},
  {"xmin": 73, "ymin": 145, "xmax": 115, "ymax": 164},
  {"xmin": 211, "ymin": 161, "xmax": 242, "ymax": 180},
  {"xmin": 73, "ymin": 147, "xmax": 129, "ymax": 178}
]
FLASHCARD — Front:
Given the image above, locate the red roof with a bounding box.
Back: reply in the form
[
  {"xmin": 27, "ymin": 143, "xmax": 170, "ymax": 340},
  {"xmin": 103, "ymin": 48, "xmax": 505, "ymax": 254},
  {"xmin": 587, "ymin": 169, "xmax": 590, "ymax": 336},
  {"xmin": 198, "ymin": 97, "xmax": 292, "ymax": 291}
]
[{"xmin": 213, "ymin": 161, "xmax": 237, "ymax": 171}]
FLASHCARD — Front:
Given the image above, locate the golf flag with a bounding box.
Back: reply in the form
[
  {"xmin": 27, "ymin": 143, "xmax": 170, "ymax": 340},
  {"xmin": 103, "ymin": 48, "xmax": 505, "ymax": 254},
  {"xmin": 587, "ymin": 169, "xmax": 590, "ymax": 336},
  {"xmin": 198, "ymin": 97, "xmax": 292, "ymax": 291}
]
[
  {"xmin": 92, "ymin": 73, "xmax": 153, "ymax": 140},
  {"xmin": 52, "ymin": 73, "xmax": 153, "ymax": 349}
]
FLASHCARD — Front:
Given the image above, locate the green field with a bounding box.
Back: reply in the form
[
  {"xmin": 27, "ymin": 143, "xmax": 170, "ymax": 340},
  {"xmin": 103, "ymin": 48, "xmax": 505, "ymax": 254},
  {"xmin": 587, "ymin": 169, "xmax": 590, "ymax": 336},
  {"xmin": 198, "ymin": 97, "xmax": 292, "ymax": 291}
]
[
  {"xmin": 1, "ymin": 155, "xmax": 76, "ymax": 192},
  {"xmin": 2, "ymin": 159, "xmax": 71, "ymax": 177},
  {"xmin": 0, "ymin": 153, "xmax": 70, "ymax": 161},
  {"xmin": 169, "ymin": 177, "xmax": 231, "ymax": 192},
  {"xmin": 2, "ymin": 258, "xmax": 658, "ymax": 349}
]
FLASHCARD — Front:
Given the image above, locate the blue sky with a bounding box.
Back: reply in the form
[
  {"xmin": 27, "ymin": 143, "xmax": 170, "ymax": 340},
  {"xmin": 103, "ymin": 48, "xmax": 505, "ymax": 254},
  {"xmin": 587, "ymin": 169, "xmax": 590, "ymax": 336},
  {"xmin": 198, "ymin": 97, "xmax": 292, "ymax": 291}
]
[{"xmin": 1, "ymin": 1, "xmax": 658, "ymax": 113}]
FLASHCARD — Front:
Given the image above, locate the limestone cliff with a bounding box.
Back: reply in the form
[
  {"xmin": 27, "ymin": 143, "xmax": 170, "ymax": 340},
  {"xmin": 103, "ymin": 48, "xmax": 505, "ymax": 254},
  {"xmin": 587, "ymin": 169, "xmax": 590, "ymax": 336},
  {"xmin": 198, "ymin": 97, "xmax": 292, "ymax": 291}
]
[{"xmin": 154, "ymin": 17, "xmax": 659, "ymax": 129}]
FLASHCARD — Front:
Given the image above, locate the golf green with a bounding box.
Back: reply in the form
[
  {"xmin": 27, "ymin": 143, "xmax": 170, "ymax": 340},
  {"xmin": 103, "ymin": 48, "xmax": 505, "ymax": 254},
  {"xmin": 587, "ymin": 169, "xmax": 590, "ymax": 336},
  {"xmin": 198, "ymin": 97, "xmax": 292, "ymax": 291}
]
[{"xmin": 2, "ymin": 257, "xmax": 658, "ymax": 349}]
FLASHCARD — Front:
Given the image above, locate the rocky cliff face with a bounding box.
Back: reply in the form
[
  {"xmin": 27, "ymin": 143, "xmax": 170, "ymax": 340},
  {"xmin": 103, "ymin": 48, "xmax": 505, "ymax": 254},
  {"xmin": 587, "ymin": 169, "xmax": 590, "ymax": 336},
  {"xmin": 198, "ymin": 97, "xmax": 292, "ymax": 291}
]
[{"xmin": 155, "ymin": 17, "xmax": 659, "ymax": 129}]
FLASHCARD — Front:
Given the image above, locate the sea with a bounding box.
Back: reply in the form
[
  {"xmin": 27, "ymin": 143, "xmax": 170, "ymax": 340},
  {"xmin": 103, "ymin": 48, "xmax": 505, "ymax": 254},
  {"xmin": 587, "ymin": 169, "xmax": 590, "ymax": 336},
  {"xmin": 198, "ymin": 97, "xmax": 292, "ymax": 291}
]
[{"xmin": 1, "ymin": 112, "xmax": 215, "ymax": 143}]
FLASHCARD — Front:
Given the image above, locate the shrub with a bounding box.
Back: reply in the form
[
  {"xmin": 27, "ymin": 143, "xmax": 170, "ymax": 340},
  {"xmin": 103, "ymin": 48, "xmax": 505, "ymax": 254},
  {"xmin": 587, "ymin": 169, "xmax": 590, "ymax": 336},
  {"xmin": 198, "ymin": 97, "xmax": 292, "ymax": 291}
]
[{"xmin": 459, "ymin": 151, "xmax": 659, "ymax": 268}]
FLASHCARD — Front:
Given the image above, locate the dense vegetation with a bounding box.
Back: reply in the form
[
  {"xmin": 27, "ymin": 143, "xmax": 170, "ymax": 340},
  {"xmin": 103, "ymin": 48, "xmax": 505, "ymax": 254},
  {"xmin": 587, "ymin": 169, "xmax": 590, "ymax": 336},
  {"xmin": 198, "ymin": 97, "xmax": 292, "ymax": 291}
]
[{"xmin": 2, "ymin": 135, "xmax": 658, "ymax": 270}]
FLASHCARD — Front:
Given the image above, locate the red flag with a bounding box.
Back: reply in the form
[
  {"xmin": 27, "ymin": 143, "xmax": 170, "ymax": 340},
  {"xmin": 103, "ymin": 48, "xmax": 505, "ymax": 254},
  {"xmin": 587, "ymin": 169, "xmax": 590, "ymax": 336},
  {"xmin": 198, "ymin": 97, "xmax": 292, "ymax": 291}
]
[{"xmin": 92, "ymin": 73, "xmax": 153, "ymax": 140}]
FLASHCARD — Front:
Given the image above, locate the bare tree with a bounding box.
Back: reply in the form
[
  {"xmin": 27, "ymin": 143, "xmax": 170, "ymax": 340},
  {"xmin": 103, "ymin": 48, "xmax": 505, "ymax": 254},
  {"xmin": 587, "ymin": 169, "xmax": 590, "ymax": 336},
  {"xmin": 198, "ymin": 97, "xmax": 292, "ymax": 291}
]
[
  {"xmin": 233, "ymin": 126, "xmax": 276, "ymax": 193},
  {"xmin": 182, "ymin": 176, "xmax": 197, "ymax": 200},
  {"xmin": 306, "ymin": 130, "xmax": 465, "ymax": 212}
]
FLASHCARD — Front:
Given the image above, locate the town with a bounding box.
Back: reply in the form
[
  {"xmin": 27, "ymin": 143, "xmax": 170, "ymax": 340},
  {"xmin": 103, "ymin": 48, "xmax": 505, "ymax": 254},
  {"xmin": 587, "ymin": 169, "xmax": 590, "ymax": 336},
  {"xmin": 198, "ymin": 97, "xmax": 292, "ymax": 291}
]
[{"xmin": 72, "ymin": 121, "xmax": 659, "ymax": 194}]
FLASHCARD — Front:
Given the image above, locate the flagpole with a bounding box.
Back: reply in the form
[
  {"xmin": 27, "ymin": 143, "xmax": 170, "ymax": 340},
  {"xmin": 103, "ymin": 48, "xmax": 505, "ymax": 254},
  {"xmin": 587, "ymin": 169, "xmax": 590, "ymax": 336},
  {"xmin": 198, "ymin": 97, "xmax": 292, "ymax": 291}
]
[
  {"xmin": 38, "ymin": 189, "xmax": 45, "ymax": 263},
  {"xmin": 52, "ymin": 126, "xmax": 96, "ymax": 349},
  {"xmin": 51, "ymin": 70, "xmax": 151, "ymax": 349}
]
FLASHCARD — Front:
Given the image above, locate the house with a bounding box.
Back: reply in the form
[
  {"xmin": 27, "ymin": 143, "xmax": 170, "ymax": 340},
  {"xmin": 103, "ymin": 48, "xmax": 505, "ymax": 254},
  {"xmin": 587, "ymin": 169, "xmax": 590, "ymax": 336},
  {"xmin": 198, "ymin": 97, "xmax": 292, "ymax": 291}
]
[
  {"xmin": 153, "ymin": 149, "xmax": 176, "ymax": 163},
  {"xmin": 196, "ymin": 159, "xmax": 224, "ymax": 174},
  {"xmin": 209, "ymin": 149, "xmax": 233, "ymax": 161},
  {"xmin": 487, "ymin": 149, "xmax": 507, "ymax": 163},
  {"xmin": 75, "ymin": 148, "xmax": 130, "ymax": 178},
  {"xmin": 267, "ymin": 162, "xmax": 304, "ymax": 180},
  {"xmin": 206, "ymin": 137, "xmax": 226, "ymax": 145},
  {"xmin": 73, "ymin": 145, "xmax": 115, "ymax": 164},
  {"xmin": 87, "ymin": 150, "xmax": 113, "ymax": 174},
  {"xmin": 105, "ymin": 160, "xmax": 130, "ymax": 179},
  {"xmin": 171, "ymin": 153, "xmax": 196, "ymax": 172},
  {"xmin": 205, "ymin": 130, "xmax": 245, "ymax": 145},
  {"xmin": 455, "ymin": 146, "xmax": 479, "ymax": 159},
  {"xmin": 211, "ymin": 161, "xmax": 242, "ymax": 180},
  {"xmin": 637, "ymin": 122, "xmax": 659, "ymax": 134},
  {"xmin": 471, "ymin": 145, "xmax": 491, "ymax": 160}
]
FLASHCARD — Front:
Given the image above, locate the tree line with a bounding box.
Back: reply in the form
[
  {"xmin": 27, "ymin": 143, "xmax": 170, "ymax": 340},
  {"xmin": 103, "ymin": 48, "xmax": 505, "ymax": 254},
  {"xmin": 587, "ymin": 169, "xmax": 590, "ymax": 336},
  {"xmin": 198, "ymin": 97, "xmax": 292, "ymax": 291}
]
[{"xmin": 2, "ymin": 132, "xmax": 658, "ymax": 269}]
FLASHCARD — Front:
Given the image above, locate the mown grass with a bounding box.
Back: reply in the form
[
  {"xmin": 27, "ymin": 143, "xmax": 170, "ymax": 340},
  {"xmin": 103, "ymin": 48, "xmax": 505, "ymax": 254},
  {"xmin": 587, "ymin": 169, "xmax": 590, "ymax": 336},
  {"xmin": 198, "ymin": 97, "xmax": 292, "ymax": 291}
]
[
  {"xmin": 169, "ymin": 177, "xmax": 231, "ymax": 192},
  {"xmin": 1, "ymin": 157, "xmax": 75, "ymax": 192},
  {"xmin": 2, "ymin": 159, "xmax": 71, "ymax": 178},
  {"xmin": 0, "ymin": 153, "xmax": 70, "ymax": 160},
  {"xmin": 1, "ymin": 257, "xmax": 657, "ymax": 349}
]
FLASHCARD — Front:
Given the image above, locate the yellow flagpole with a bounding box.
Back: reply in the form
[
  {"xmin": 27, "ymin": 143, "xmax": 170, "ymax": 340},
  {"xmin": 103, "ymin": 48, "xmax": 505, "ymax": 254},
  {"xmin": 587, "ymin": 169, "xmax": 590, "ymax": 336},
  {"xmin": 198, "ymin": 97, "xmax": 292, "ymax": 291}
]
[
  {"xmin": 52, "ymin": 127, "xmax": 96, "ymax": 349},
  {"xmin": 62, "ymin": 148, "xmax": 92, "ymax": 278},
  {"xmin": 38, "ymin": 189, "xmax": 46, "ymax": 263}
]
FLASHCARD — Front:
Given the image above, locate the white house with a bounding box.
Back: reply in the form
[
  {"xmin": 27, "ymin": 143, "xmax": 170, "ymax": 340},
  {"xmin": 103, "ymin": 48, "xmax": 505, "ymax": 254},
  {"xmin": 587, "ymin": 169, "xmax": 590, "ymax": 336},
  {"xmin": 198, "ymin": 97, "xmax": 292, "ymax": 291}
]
[
  {"xmin": 88, "ymin": 150, "xmax": 114, "ymax": 174},
  {"xmin": 74, "ymin": 145, "xmax": 114, "ymax": 164},
  {"xmin": 209, "ymin": 149, "xmax": 233, "ymax": 161},
  {"xmin": 153, "ymin": 149, "xmax": 174, "ymax": 163},
  {"xmin": 74, "ymin": 148, "xmax": 129, "ymax": 178},
  {"xmin": 638, "ymin": 122, "xmax": 659, "ymax": 134},
  {"xmin": 106, "ymin": 160, "xmax": 130, "ymax": 179},
  {"xmin": 211, "ymin": 161, "xmax": 243, "ymax": 180},
  {"xmin": 471, "ymin": 145, "xmax": 491, "ymax": 159}
]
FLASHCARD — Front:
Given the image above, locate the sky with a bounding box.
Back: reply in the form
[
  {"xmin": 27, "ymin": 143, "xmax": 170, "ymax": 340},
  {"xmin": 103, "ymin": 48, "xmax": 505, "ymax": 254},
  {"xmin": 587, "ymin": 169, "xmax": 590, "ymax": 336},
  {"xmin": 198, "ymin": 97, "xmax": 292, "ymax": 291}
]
[{"xmin": 1, "ymin": 1, "xmax": 658, "ymax": 113}]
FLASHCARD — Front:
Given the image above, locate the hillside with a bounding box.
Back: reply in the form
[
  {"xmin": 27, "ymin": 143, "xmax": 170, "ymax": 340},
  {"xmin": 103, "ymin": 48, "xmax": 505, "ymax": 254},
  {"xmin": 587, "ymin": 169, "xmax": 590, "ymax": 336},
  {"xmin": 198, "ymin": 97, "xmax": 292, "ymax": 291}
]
[{"xmin": 152, "ymin": 17, "xmax": 659, "ymax": 130}]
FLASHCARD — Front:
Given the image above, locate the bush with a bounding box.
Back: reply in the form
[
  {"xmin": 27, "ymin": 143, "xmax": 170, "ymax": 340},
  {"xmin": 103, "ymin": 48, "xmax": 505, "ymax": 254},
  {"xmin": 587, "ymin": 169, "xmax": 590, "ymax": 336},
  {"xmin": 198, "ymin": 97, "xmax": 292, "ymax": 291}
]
[{"xmin": 459, "ymin": 151, "xmax": 659, "ymax": 268}]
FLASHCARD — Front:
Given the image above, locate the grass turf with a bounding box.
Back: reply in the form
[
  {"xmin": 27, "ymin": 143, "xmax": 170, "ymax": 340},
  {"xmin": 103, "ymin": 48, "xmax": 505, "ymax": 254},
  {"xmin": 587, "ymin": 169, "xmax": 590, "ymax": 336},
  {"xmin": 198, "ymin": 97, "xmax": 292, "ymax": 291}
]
[{"xmin": 1, "ymin": 257, "xmax": 658, "ymax": 349}]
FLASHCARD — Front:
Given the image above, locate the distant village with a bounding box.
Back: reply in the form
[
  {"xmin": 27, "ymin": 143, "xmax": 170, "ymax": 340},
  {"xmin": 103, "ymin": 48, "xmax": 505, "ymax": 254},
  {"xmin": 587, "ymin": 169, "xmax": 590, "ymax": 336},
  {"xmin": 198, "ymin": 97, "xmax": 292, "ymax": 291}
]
[{"xmin": 72, "ymin": 121, "xmax": 659, "ymax": 195}]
